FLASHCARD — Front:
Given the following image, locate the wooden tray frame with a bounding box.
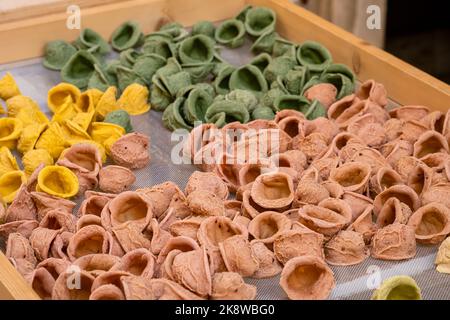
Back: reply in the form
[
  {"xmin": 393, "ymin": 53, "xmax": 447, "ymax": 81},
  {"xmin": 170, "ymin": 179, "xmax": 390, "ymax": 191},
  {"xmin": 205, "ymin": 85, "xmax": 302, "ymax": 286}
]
[{"xmin": 0, "ymin": 0, "xmax": 449, "ymax": 300}]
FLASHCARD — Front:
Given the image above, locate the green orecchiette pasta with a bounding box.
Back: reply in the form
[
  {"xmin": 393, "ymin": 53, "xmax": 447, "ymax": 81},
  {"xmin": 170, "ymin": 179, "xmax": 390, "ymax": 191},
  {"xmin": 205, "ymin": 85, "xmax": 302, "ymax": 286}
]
[
  {"xmin": 229, "ymin": 65, "xmax": 268, "ymax": 94},
  {"xmin": 116, "ymin": 66, "xmax": 146, "ymax": 93},
  {"xmin": 183, "ymin": 88, "xmax": 213, "ymax": 124},
  {"xmin": 178, "ymin": 35, "xmax": 215, "ymax": 64},
  {"xmin": 205, "ymin": 100, "xmax": 250, "ymax": 127},
  {"xmin": 162, "ymin": 97, "xmax": 192, "ymax": 131},
  {"xmin": 322, "ymin": 63, "xmax": 356, "ymax": 85},
  {"xmin": 261, "ymin": 87, "xmax": 287, "ymax": 110},
  {"xmin": 111, "ymin": 21, "xmax": 143, "ymax": 51},
  {"xmin": 74, "ymin": 28, "xmax": 110, "ymax": 54},
  {"xmin": 104, "ymin": 109, "xmax": 133, "ymax": 133},
  {"xmin": 244, "ymin": 7, "xmax": 276, "ymax": 37},
  {"xmin": 304, "ymin": 99, "xmax": 326, "ymax": 120},
  {"xmin": 320, "ymin": 73, "xmax": 354, "ymax": 100},
  {"xmin": 142, "ymin": 34, "xmax": 176, "ymax": 59},
  {"xmin": 150, "ymin": 84, "xmax": 173, "ymax": 112},
  {"xmin": 177, "ymin": 83, "xmax": 215, "ymax": 99},
  {"xmin": 371, "ymin": 276, "xmax": 421, "ymax": 300},
  {"xmin": 272, "ymin": 37, "xmax": 296, "ymax": 57},
  {"xmin": 43, "ymin": 40, "xmax": 77, "ymax": 71},
  {"xmin": 214, "ymin": 65, "xmax": 236, "ymax": 95},
  {"xmin": 252, "ymin": 106, "xmax": 275, "ymax": 120},
  {"xmin": 182, "ymin": 62, "xmax": 215, "ymax": 84},
  {"xmin": 225, "ymin": 89, "xmax": 258, "ymax": 113},
  {"xmin": 159, "ymin": 22, "xmax": 189, "ymax": 42},
  {"xmin": 155, "ymin": 57, "xmax": 182, "ymax": 78},
  {"xmin": 296, "ymin": 40, "xmax": 332, "ymax": 72},
  {"xmin": 159, "ymin": 71, "xmax": 192, "ymax": 97},
  {"xmin": 61, "ymin": 50, "xmax": 99, "ymax": 89},
  {"xmin": 274, "ymin": 94, "xmax": 310, "ymax": 113},
  {"xmin": 191, "ymin": 21, "xmax": 216, "ymax": 39},
  {"xmin": 284, "ymin": 66, "xmax": 310, "ymax": 95},
  {"xmin": 88, "ymin": 64, "xmax": 113, "ymax": 92},
  {"xmin": 235, "ymin": 5, "xmax": 252, "ymax": 22},
  {"xmin": 215, "ymin": 19, "xmax": 246, "ymax": 48},
  {"xmin": 250, "ymin": 53, "xmax": 272, "ymax": 73},
  {"xmin": 132, "ymin": 54, "xmax": 167, "ymax": 84},
  {"xmin": 251, "ymin": 30, "xmax": 278, "ymax": 54},
  {"xmin": 119, "ymin": 49, "xmax": 141, "ymax": 68},
  {"xmin": 263, "ymin": 55, "xmax": 297, "ymax": 83}
]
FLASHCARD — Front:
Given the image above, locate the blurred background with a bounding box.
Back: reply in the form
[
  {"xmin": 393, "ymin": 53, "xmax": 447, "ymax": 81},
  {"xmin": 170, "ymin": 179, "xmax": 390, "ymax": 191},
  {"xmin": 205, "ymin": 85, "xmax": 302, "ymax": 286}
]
[{"xmin": 294, "ymin": 0, "xmax": 450, "ymax": 83}]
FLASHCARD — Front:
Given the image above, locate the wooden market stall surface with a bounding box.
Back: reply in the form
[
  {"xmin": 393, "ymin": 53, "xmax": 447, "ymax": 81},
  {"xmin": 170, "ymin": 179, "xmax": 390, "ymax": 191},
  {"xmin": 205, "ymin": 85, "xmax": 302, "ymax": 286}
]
[{"xmin": 0, "ymin": 0, "xmax": 449, "ymax": 299}]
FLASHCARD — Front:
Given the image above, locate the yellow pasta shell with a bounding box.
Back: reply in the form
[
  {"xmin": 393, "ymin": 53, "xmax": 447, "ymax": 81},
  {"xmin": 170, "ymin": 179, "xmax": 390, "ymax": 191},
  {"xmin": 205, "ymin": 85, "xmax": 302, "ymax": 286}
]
[
  {"xmin": 37, "ymin": 165, "xmax": 79, "ymax": 198},
  {"xmin": 35, "ymin": 121, "xmax": 68, "ymax": 160},
  {"xmin": 17, "ymin": 123, "xmax": 48, "ymax": 154},
  {"xmin": 95, "ymin": 86, "xmax": 118, "ymax": 120},
  {"xmin": 0, "ymin": 72, "xmax": 21, "ymax": 100},
  {"xmin": 118, "ymin": 83, "xmax": 150, "ymax": 115},
  {"xmin": 47, "ymin": 82, "xmax": 81, "ymax": 113},
  {"xmin": 0, "ymin": 117, "xmax": 23, "ymax": 149},
  {"xmin": 60, "ymin": 119, "xmax": 92, "ymax": 145},
  {"xmin": 0, "ymin": 146, "xmax": 19, "ymax": 177},
  {"xmin": 0, "ymin": 170, "xmax": 27, "ymax": 203},
  {"xmin": 6, "ymin": 95, "xmax": 49, "ymax": 126},
  {"xmin": 0, "ymin": 102, "xmax": 5, "ymax": 115},
  {"xmin": 51, "ymin": 97, "xmax": 77, "ymax": 124},
  {"xmin": 89, "ymin": 122, "xmax": 125, "ymax": 154},
  {"xmin": 77, "ymin": 88, "xmax": 103, "ymax": 113},
  {"xmin": 22, "ymin": 149, "xmax": 54, "ymax": 176},
  {"xmin": 71, "ymin": 109, "xmax": 95, "ymax": 131}
]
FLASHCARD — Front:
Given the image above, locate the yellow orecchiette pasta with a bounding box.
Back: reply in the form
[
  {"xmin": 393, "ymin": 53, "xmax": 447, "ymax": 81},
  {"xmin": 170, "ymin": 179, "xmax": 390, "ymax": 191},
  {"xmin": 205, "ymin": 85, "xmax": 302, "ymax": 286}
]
[
  {"xmin": 89, "ymin": 122, "xmax": 125, "ymax": 155},
  {"xmin": 17, "ymin": 123, "xmax": 48, "ymax": 154},
  {"xmin": 47, "ymin": 82, "xmax": 81, "ymax": 113},
  {"xmin": 71, "ymin": 109, "xmax": 95, "ymax": 131},
  {"xmin": 95, "ymin": 86, "xmax": 118, "ymax": 120},
  {"xmin": 0, "ymin": 102, "xmax": 5, "ymax": 114},
  {"xmin": 0, "ymin": 72, "xmax": 21, "ymax": 100},
  {"xmin": 117, "ymin": 83, "xmax": 150, "ymax": 115},
  {"xmin": 6, "ymin": 95, "xmax": 49, "ymax": 126},
  {"xmin": 37, "ymin": 165, "xmax": 79, "ymax": 198},
  {"xmin": 76, "ymin": 88, "xmax": 103, "ymax": 113},
  {"xmin": 0, "ymin": 146, "xmax": 19, "ymax": 177},
  {"xmin": 0, "ymin": 117, "xmax": 23, "ymax": 149},
  {"xmin": 0, "ymin": 170, "xmax": 26, "ymax": 203},
  {"xmin": 35, "ymin": 121, "xmax": 68, "ymax": 159},
  {"xmin": 51, "ymin": 98, "xmax": 77, "ymax": 124},
  {"xmin": 60, "ymin": 120, "xmax": 92, "ymax": 145},
  {"xmin": 22, "ymin": 148, "xmax": 54, "ymax": 176}
]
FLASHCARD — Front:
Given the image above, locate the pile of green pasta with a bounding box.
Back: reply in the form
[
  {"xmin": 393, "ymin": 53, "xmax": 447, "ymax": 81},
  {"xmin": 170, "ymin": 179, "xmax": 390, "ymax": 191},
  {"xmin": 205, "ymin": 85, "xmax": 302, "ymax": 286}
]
[{"xmin": 43, "ymin": 5, "xmax": 356, "ymax": 131}]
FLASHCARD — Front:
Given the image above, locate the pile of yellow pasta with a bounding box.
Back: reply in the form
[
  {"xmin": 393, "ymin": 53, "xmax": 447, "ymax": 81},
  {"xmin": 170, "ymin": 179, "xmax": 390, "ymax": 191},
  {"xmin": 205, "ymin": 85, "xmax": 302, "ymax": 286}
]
[{"xmin": 0, "ymin": 72, "xmax": 150, "ymax": 204}]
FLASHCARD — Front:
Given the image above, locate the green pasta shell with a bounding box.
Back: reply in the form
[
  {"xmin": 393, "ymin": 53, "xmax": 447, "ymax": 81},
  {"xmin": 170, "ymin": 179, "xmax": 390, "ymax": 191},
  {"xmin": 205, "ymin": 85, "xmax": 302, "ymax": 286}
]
[
  {"xmin": 229, "ymin": 65, "xmax": 268, "ymax": 94},
  {"xmin": 61, "ymin": 50, "xmax": 99, "ymax": 89},
  {"xmin": 272, "ymin": 37, "xmax": 296, "ymax": 58},
  {"xmin": 260, "ymin": 87, "xmax": 287, "ymax": 110},
  {"xmin": 182, "ymin": 62, "xmax": 215, "ymax": 83},
  {"xmin": 162, "ymin": 97, "xmax": 192, "ymax": 131},
  {"xmin": 178, "ymin": 35, "xmax": 215, "ymax": 64},
  {"xmin": 284, "ymin": 66, "xmax": 310, "ymax": 95},
  {"xmin": 104, "ymin": 109, "xmax": 133, "ymax": 133},
  {"xmin": 159, "ymin": 22, "xmax": 189, "ymax": 42},
  {"xmin": 244, "ymin": 7, "xmax": 276, "ymax": 37},
  {"xmin": 111, "ymin": 21, "xmax": 144, "ymax": 51},
  {"xmin": 132, "ymin": 54, "xmax": 167, "ymax": 84},
  {"xmin": 155, "ymin": 57, "xmax": 182, "ymax": 78},
  {"xmin": 74, "ymin": 28, "xmax": 110, "ymax": 54},
  {"xmin": 183, "ymin": 88, "xmax": 213, "ymax": 124},
  {"xmin": 159, "ymin": 71, "xmax": 192, "ymax": 97},
  {"xmin": 296, "ymin": 40, "xmax": 333, "ymax": 72},
  {"xmin": 116, "ymin": 66, "xmax": 146, "ymax": 93},
  {"xmin": 214, "ymin": 65, "xmax": 236, "ymax": 95},
  {"xmin": 150, "ymin": 84, "xmax": 173, "ymax": 112},
  {"xmin": 104, "ymin": 60, "xmax": 121, "ymax": 87},
  {"xmin": 142, "ymin": 34, "xmax": 176, "ymax": 59},
  {"xmin": 274, "ymin": 94, "xmax": 310, "ymax": 113},
  {"xmin": 215, "ymin": 19, "xmax": 246, "ymax": 48},
  {"xmin": 205, "ymin": 100, "xmax": 250, "ymax": 127},
  {"xmin": 225, "ymin": 89, "xmax": 258, "ymax": 113},
  {"xmin": 88, "ymin": 64, "xmax": 113, "ymax": 92},
  {"xmin": 322, "ymin": 63, "xmax": 356, "ymax": 85},
  {"xmin": 251, "ymin": 30, "xmax": 277, "ymax": 54},
  {"xmin": 43, "ymin": 40, "xmax": 77, "ymax": 71},
  {"xmin": 191, "ymin": 21, "xmax": 216, "ymax": 39},
  {"xmin": 250, "ymin": 53, "xmax": 272, "ymax": 73},
  {"xmin": 177, "ymin": 83, "xmax": 215, "ymax": 99},
  {"xmin": 371, "ymin": 276, "xmax": 421, "ymax": 300},
  {"xmin": 263, "ymin": 55, "xmax": 297, "ymax": 83},
  {"xmin": 119, "ymin": 49, "xmax": 141, "ymax": 68},
  {"xmin": 235, "ymin": 5, "xmax": 252, "ymax": 22},
  {"xmin": 252, "ymin": 106, "xmax": 275, "ymax": 120},
  {"xmin": 304, "ymin": 99, "xmax": 326, "ymax": 120}
]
